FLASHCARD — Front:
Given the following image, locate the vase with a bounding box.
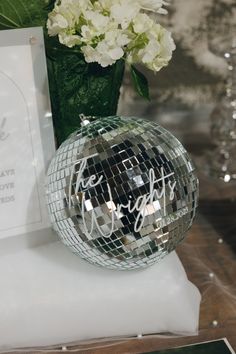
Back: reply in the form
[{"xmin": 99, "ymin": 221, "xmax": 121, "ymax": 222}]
[{"xmin": 47, "ymin": 48, "xmax": 125, "ymax": 146}]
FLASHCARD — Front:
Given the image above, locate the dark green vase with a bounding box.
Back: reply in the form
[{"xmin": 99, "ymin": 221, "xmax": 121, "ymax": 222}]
[{"xmin": 47, "ymin": 50, "xmax": 125, "ymax": 146}]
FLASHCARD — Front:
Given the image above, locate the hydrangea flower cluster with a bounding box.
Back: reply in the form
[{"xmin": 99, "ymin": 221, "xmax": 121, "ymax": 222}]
[{"xmin": 47, "ymin": 0, "xmax": 175, "ymax": 72}]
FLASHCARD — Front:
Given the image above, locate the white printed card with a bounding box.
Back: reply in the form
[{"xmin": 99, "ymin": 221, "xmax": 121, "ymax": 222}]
[{"xmin": 0, "ymin": 27, "xmax": 55, "ymax": 239}]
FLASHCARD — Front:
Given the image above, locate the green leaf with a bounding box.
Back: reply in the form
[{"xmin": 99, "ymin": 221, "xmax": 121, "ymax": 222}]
[
  {"xmin": 0, "ymin": 0, "xmax": 50, "ymax": 30},
  {"xmin": 130, "ymin": 65, "xmax": 150, "ymax": 101}
]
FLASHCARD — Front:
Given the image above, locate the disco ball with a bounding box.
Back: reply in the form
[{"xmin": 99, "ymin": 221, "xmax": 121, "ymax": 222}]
[{"xmin": 46, "ymin": 116, "xmax": 198, "ymax": 270}]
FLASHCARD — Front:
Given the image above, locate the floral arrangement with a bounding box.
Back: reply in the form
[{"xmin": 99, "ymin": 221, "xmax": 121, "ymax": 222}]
[
  {"xmin": 0, "ymin": 0, "xmax": 176, "ymax": 144},
  {"xmin": 47, "ymin": 0, "xmax": 175, "ymax": 73}
]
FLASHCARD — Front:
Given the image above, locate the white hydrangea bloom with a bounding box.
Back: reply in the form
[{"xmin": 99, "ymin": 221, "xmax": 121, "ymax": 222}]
[
  {"xmin": 82, "ymin": 29, "xmax": 130, "ymax": 67},
  {"xmin": 141, "ymin": 26, "xmax": 176, "ymax": 71},
  {"xmin": 127, "ymin": 22, "xmax": 175, "ymax": 72},
  {"xmin": 47, "ymin": 0, "xmax": 175, "ymax": 73},
  {"xmin": 82, "ymin": 42, "xmax": 122, "ymax": 67},
  {"xmin": 93, "ymin": 0, "xmax": 113, "ymax": 12},
  {"xmin": 132, "ymin": 13, "xmax": 154, "ymax": 34},
  {"xmin": 59, "ymin": 33, "xmax": 81, "ymax": 48},
  {"xmin": 138, "ymin": 0, "xmax": 169, "ymax": 14},
  {"xmin": 80, "ymin": 25, "xmax": 95, "ymax": 43},
  {"xmin": 105, "ymin": 30, "xmax": 131, "ymax": 48},
  {"xmin": 138, "ymin": 40, "xmax": 161, "ymax": 64},
  {"xmin": 81, "ymin": 45, "xmax": 101, "ymax": 64},
  {"xmin": 47, "ymin": 13, "xmax": 68, "ymax": 36},
  {"xmin": 110, "ymin": 0, "xmax": 140, "ymax": 29},
  {"xmin": 47, "ymin": 0, "xmax": 82, "ymax": 36},
  {"xmin": 83, "ymin": 10, "xmax": 109, "ymax": 31}
]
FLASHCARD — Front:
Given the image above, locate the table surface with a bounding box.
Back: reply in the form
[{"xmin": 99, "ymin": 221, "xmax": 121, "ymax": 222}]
[{"xmin": 4, "ymin": 141, "xmax": 236, "ymax": 354}]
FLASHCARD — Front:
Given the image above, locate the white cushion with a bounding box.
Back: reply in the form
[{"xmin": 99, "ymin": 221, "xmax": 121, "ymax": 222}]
[{"xmin": 0, "ymin": 231, "xmax": 201, "ymax": 350}]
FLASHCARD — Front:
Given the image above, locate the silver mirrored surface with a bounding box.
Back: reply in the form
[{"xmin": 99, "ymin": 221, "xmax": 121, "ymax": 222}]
[{"xmin": 46, "ymin": 116, "xmax": 198, "ymax": 270}]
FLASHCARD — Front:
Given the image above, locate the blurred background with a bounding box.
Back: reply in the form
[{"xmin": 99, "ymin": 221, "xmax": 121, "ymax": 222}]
[{"xmin": 118, "ymin": 0, "xmax": 236, "ymax": 190}]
